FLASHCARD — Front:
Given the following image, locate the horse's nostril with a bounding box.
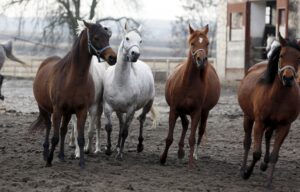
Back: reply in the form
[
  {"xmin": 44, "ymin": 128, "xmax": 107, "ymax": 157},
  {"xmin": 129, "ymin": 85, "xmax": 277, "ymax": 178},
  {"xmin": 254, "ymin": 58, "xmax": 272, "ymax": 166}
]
[
  {"xmin": 131, "ymin": 51, "xmax": 135, "ymax": 55},
  {"xmin": 108, "ymin": 56, "xmax": 116, "ymax": 64}
]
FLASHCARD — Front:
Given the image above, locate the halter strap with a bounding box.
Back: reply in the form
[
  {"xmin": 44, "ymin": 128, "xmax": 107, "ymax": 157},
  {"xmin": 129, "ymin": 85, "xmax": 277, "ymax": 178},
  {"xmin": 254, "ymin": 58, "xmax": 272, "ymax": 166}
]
[
  {"xmin": 87, "ymin": 29, "xmax": 111, "ymax": 62},
  {"xmin": 278, "ymin": 57, "xmax": 298, "ymax": 79},
  {"xmin": 191, "ymin": 48, "xmax": 206, "ymax": 56}
]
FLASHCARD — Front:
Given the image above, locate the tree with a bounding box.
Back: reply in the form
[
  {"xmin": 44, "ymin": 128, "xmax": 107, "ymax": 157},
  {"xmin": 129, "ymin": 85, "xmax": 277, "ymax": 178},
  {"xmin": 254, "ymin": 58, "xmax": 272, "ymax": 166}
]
[
  {"xmin": 1, "ymin": 0, "xmax": 140, "ymax": 45},
  {"xmin": 171, "ymin": 0, "xmax": 219, "ymax": 57}
]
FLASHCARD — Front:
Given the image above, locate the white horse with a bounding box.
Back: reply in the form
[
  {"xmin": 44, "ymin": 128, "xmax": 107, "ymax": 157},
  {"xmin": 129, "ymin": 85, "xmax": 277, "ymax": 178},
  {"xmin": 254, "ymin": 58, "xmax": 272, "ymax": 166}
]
[
  {"xmin": 103, "ymin": 24, "xmax": 156, "ymax": 160},
  {"xmin": 266, "ymin": 34, "xmax": 280, "ymax": 59},
  {"xmin": 0, "ymin": 40, "xmax": 26, "ymax": 100}
]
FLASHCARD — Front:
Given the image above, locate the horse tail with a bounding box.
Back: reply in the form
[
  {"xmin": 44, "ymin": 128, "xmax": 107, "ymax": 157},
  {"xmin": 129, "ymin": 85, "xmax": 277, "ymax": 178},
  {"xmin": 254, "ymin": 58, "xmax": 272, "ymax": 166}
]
[
  {"xmin": 150, "ymin": 106, "xmax": 158, "ymax": 129},
  {"xmin": 29, "ymin": 107, "xmax": 49, "ymax": 132}
]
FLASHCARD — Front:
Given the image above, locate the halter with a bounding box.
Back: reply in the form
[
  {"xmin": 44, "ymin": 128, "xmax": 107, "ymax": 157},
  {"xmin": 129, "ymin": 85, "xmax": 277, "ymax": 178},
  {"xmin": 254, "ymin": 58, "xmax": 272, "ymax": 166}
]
[
  {"xmin": 122, "ymin": 40, "xmax": 141, "ymax": 62},
  {"xmin": 278, "ymin": 58, "xmax": 298, "ymax": 80},
  {"xmin": 87, "ymin": 29, "xmax": 111, "ymax": 62},
  {"xmin": 191, "ymin": 48, "xmax": 207, "ymax": 66}
]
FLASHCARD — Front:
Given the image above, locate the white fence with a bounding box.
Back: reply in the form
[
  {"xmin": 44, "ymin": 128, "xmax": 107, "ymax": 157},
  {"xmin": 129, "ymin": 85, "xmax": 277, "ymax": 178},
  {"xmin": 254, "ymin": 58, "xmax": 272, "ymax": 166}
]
[{"xmin": 1, "ymin": 56, "xmax": 216, "ymax": 81}]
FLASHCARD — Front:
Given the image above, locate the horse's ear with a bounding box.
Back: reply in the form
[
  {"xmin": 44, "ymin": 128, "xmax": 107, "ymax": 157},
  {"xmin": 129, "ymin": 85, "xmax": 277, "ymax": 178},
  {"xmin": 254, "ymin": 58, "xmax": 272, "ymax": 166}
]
[
  {"xmin": 137, "ymin": 25, "xmax": 143, "ymax": 33},
  {"xmin": 202, "ymin": 24, "xmax": 209, "ymax": 35},
  {"xmin": 189, "ymin": 24, "xmax": 194, "ymax": 34},
  {"xmin": 124, "ymin": 21, "xmax": 129, "ymax": 33},
  {"xmin": 83, "ymin": 20, "xmax": 91, "ymax": 29},
  {"xmin": 278, "ymin": 32, "xmax": 287, "ymax": 46}
]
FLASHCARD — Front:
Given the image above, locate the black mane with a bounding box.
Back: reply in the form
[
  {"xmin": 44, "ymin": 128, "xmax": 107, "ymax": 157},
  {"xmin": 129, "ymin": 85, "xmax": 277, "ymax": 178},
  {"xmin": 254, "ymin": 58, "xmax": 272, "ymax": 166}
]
[{"xmin": 260, "ymin": 39, "xmax": 300, "ymax": 84}]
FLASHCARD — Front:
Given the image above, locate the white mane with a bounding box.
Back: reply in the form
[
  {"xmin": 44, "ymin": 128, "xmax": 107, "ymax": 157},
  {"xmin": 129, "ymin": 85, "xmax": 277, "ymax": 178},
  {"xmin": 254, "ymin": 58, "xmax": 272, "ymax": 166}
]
[{"xmin": 76, "ymin": 18, "xmax": 96, "ymax": 36}]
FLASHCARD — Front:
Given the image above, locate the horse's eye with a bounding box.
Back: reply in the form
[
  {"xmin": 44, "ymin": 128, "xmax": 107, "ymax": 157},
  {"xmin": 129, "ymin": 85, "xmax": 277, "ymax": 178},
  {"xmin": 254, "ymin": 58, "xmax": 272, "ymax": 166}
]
[
  {"xmin": 191, "ymin": 43, "xmax": 194, "ymax": 47},
  {"xmin": 140, "ymin": 40, "xmax": 142, "ymax": 44},
  {"xmin": 126, "ymin": 37, "xmax": 129, "ymax": 41},
  {"xmin": 94, "ymin": 36, "xmax": 99, "ymax": 41},
  {"xmin": 104, "ymin": 27, "xmax": 108, "ymax": 31}
]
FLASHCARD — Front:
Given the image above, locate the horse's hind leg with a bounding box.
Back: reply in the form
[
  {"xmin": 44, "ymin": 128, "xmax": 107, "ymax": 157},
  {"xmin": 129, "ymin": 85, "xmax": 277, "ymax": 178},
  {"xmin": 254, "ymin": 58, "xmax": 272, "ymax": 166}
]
[
  {"xmin": 58, "ymin": 114, "xmax": 72, "ymax": 162},
  {"xmin": 68, "ymin": 115, "xmax": 76, "ymax": 148},
  {"xmin": 243, "ymin": 120, "xmax": 264, "ymax": 179},
  {"xmin": 160, "ymin": 109, "xmax": 178, "ymax": 165},
  {"xmin": 240, "ymin": 116, "xmax": 254, "ymax": 178},
  {"xmin": 46, "ymin": 109, "xmax": 62, "ymax": 167},
  {"xmin": 39, "ymin": 106, "xmax": 51, "ymax": 161},
  {"xmin": 0, "ymin": 74, "xmax": 4, "ymax": 100},
  {"xmin": 178, "ymin": 114, "xmax": 189, "ymax": 159},
  {"xmin": 137, "ymin": 100, "xmax": 153, "ymax": 153},
  {"xmin": 104, "ymin": 103, "xmax": 113, "ymax": 156},
  {"xmin": 85, "ymin": 105, "xmax": 97, "ymax": 154},
  {"xmin": 95, "ymin": 102, "xmax": 103, "ymax": 154},
  {"xmin": 266, "ymin": 124, "xmax": 290, "ymax": 188},
  {"xmin": 260, "ymin": 126, "xmax": 274, "ymax": 172}
]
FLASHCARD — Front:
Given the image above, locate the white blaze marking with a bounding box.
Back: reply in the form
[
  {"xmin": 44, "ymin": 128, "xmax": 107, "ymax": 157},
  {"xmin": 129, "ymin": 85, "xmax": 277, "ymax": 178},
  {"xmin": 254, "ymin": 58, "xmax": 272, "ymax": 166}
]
[{"xmin": 199, "ymin": 37, "xmax": 203, "ymax": 43}]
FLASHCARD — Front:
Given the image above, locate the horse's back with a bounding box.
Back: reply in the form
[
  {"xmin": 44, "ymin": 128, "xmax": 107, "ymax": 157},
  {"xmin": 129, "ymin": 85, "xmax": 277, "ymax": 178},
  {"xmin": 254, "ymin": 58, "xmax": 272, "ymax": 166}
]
[{"xmin": 33, "ymin": 56, "xmax": 61, "ymax": 112}]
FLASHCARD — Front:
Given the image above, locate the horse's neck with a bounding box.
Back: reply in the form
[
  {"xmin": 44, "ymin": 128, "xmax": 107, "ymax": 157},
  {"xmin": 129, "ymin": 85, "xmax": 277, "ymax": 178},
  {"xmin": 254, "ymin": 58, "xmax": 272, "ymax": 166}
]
[
  {"xmin": 68, "ymin": 33, "xmax": 92, "ymax": 83},
  {"xmin": 182, "ymin": 53, "xmax": 206, "ymax": 85},
  {"xmin": 114, "ymin": 41, "xmax": 132, "ymax": 84}
]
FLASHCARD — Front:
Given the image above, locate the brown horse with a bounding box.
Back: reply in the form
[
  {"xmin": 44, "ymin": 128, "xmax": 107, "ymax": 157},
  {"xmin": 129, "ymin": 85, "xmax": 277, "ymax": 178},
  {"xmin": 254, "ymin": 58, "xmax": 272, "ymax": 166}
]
[
  {"xmin": 160, "ymin": 24, "xmax": 220, "ymax": 169},
  {"xmin": 238, "ymin": 33, "xmax": 300, "ymax": 187},
  {"xmin": 31, "ymin": 21, "xmax": 117, "ymax": 168}
]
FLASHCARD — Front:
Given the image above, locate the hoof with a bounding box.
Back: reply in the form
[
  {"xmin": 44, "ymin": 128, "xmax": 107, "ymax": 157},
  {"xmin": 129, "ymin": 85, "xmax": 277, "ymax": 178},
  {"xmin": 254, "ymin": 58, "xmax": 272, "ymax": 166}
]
[
  {"xmin": 105, "ymin": 148, "xmax": 112, "ymax": 156},
  {"xmin": 160, "ymin": 156, "xmax": 166, "ymax": 165},
  {"xmin": 137, "ymin": 143, "xmax": 144, "ymax": 153},
  {"xmin": 84, "ymin": 149, "xmax": 90, "ymax": 154},
  {"xmin": 116, "ymin": 153, "xmax": 123, "ymax": 161},
  {"xmin": 260, "ymin": 162, "xmax": 268, "ymax": 172},
  {"xmin": 94, "ymin": 149, "xmax": 101, "ymax": 155},
  {"xmin": 45, "ymin": 162, "xmax": 52, "ymax": 167},
  {"xmin": 79, "ymin": 161, "xmax": 85, "ymax": 169},
  {"xmin": 178, "ymin": 149, "xmax": 185, "ymax": 159},
  {"xmin": 58, "ymin": 154, "xmax": 65, "ymax": 162},
  {"xmin": 240, "ymin": 169, "xmax": 251, "ymax": 180}
]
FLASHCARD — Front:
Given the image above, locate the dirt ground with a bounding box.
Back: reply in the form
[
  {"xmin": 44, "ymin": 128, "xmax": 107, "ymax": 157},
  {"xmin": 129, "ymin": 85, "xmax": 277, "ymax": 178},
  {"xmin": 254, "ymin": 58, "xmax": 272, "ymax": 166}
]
[{"xmin": 0, "ymin": 78, "xmax": 299, "ymax": 192}]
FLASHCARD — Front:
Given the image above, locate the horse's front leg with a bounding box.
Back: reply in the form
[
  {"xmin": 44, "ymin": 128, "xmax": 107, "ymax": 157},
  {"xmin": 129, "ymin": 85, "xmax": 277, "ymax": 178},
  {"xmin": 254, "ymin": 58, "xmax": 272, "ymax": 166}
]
[
  {"xmin": 160, "ymin": 108, "xmax": 178, "ymax": 165},
  {"xmin": 178, "ymin": 114, "xmax": 189, "ymax": 159},
  {"xmin": 76, "ymin": 108, "xmax": 88, "ymax": 168},
  {"xmin": 243, "ymin": 120, "xmax": 264, "ymax": 179},
  {"xmin": 260, "ymin": 126, "xmax": 274, "ymax": 172},
  {"xmin": 116, "ymin": 108, "xmax": 135, "ymax": 160},
  {"xmin": 46, "ymin": 108, "xmax": 62, "ymax": 167},
  {"xmin": 0, "ymin": 74, "xmax": 4, "ymax": 100},
  {"xmin": 58, "ymin": 114, "xmax": 72, "ymax": 162},
  {"xmin": 188, "ymin": 111, "xmax": 201, "ymax": 169},
  {"xmin": 104, "ymin": 103, "xmax": 113, "ymax": 156},
  {"xmin": 116, "ymin": 112, "xmax": 124, "ymax": 152},
  {"xmin": 266, "ymin": 124, "xmax": 290, "ymax": 188}
]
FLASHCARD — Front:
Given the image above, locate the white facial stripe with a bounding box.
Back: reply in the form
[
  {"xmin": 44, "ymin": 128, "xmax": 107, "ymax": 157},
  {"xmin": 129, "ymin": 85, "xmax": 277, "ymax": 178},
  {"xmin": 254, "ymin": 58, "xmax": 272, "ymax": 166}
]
[{"xmin": 199, "ymin": 37, "xmax": 203, "ymax": 43}]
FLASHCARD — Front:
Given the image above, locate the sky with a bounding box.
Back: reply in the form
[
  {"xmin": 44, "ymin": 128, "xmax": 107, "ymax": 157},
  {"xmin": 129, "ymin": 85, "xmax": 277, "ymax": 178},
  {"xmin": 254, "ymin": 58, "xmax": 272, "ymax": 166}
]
[{"xmin": 0, "ymin": 0, "xmax": 185, "ymax": 21}]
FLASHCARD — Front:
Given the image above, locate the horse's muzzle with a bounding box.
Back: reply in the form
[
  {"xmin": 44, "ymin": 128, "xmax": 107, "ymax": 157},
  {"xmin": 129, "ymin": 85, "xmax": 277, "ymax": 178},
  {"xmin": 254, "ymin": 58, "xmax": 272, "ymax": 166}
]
[
  {"xmin": 196, "ymin": 57, "xmax": 207, "ymax": 69},
  {"xmin": 130, "ymin": 52, "xmax": 140, "ymax": 62},
  {"xmin": 107, "ymin": 55, "xmax": 117, "ymax": 65},
  {"xmin": 282, "ymin": 76, "xmax": 294, "ymax": 87}
]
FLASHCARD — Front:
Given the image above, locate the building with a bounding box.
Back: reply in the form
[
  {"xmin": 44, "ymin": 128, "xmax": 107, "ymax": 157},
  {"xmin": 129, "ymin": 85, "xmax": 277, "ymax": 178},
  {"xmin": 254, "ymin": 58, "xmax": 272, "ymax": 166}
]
[{"xmin": 216, "ymin": 0, "xmax": 300, "ymax": 80}]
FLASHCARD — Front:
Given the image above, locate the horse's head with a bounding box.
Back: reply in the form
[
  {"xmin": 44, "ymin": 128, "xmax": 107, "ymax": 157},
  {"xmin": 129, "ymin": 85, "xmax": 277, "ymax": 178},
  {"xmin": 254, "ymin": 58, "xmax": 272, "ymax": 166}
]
[
  {"xmin": 83, "ymin": 20, "xmax": 117, "ymax": 65},
  {"xmin": 188, "ymin": 24, "xmax": 209, "ymax": 70},
  {"xmin": 121, "ymin": 23, "xmax": 142, "ymax": 62},
  {"xmin": 277, "ymin": 33, "xmax": 300, "ymax": 87}
]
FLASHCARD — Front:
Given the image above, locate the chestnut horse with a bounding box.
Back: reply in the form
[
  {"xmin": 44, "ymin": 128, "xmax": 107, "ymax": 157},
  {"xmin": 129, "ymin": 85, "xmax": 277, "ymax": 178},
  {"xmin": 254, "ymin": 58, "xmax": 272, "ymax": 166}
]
[
  {"xmin": 238, "ymin": 33, "xmax": 300, "ymax": 187},
  {"xmin": 160, "ymin": 24, "xmax": 220, "ymax": 169},
  {"xmin": 31, "ymin": 20, "xmax": 117, "ymax": 168}
]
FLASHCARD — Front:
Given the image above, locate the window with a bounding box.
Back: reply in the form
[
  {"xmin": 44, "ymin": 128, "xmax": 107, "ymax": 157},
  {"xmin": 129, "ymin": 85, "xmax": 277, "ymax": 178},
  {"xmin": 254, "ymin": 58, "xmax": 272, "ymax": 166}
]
[{"xmin": 265, "ymin": 6, "xmax": 271, "ymax": 24}]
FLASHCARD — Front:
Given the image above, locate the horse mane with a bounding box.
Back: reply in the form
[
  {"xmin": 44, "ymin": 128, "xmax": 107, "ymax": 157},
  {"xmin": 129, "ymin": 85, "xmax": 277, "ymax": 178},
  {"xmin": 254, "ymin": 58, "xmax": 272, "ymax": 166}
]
[
  {"xmin": 260, "ymin": 39, "xmax": 300, "ymax": 84},
  {"xmin": 55, "ymin": 30, "xmax": 85, "ymax": 70}
]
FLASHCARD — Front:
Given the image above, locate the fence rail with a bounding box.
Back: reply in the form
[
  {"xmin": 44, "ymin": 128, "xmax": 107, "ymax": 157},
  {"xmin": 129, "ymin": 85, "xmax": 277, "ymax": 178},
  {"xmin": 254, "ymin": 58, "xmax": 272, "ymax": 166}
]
[{"xmin": 1, "ymin": 56, "xmax": 215, "ymax": 81}]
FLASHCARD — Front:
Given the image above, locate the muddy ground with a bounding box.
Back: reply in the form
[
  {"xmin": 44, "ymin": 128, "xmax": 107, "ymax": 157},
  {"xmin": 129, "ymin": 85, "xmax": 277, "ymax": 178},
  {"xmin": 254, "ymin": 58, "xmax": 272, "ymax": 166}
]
[{"xmin": 0, "ymin": 78, "xmax": 299, "ymax": 192}]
